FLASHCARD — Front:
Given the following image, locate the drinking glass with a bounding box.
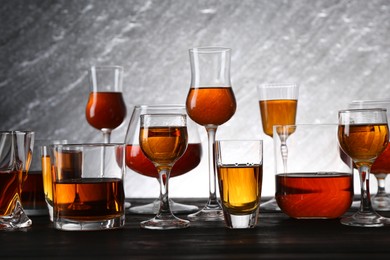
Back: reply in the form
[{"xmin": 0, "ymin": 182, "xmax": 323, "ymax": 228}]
[
  {"xmin": 124, "ymin": 105, "xmax": 202, "ymax": 214},
  {"xmin": 338, "ymin": 108, "xmax": 390, "ymax": 227},
  {"xmin": 349, "ymin": 100, "xmax": 390, "ymax": 211},
  {"xmin": 85, "ymin": 65, "xmax": 127, "ymax": 143},
  {"xmin": 274, "ymin": 124, "xmax": 353, "ymax": 219},
  {"xmin": 256, "ymin": 83, "xmax": 299, "ymax": 210},
  {"xmin": 216, "ymin": 140, "xmax": 263, "ymax": 229},
  {"xmin": 139, "ymin": 113, "xmax": 189, "ymax": 229},
  {"xmin": 186, "ymin": 46, "xmax": 237, "ymax": 221},
  {"xmin": 0, "ymin": 131, "xmax": 34, "ymax": 230},
  {"xmin": 52, "ymin": 143, "xmax": 126, "ymax": 231}
]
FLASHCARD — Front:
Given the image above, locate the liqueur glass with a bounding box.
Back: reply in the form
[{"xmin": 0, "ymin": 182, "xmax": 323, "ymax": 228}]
[
  {"xmin": 338, "ymin": 108, "xmax": 390, "ymax": 227},
  {"xmin": 125, "ymin": 105, "xmax": 202, "ymax": 214},
  {"xmin": 85, "ymin": 65, "xmax": 126, "ymax": 143},
  {"xmin": 186, "ymin": 47, "xmax": 237, "ymax": 221},
  {"xmin": 139, "ymin": 113, "xmax": 189, "ymax": 229},
  {"xmin": 350, "ymin": 100, "xmax": 390, "ymax": 211},
  {"xmin": 256, "ymin": 83, "xmax": 299, "ymax": 211}
]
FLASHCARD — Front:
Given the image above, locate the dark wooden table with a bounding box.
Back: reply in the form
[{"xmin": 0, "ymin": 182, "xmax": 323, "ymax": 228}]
[{"xmin": 1, "ymin": 198, "xmax": 390, "ymax": 259}]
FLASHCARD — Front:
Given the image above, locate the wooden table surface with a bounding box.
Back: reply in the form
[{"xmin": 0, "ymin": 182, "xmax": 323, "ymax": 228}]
[{"xmin": 1, "ymin": 198, "xmax": 390, "ymax": 259}]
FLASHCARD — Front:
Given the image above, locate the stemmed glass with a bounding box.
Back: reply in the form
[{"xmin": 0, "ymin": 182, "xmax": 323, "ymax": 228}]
[
  {"xmin": 85, "ymin": 65, "xmax": 127, "ymax": 143},
  {"xmin": 349, "ymin": 100, "xmax": 390, "ymax": 211},
  {"xmin": 338, "ymin": 108, "xmax": 389, "ymax": 227},
  {"xmin": 125, "ymin": 105, "xmax": 202, "ymax": 214},
  {"xmin": 256, "ymin": 83, "xmax": 299, "ymax": 210},
  {"xmin": 138, "ymin": 113, "xmax": 189, "ymax": 229},
  {"xmin": 186, "ymin": 47, "xmax": 237, "ymax": 221}
]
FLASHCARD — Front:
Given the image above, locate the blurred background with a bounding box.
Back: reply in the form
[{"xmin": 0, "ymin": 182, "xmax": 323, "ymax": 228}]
[{"xmin": 1, "ymin": 0, "xmax": 390, "ymax": 198}]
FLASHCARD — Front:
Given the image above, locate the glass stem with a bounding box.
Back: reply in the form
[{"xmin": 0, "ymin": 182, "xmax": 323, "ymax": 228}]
[
  {"xmin": 102, "ymin": 131, "xmax": 111, "ymax": 144},
  {"xmin": 158, "ymin": 167, "xmax": 171, "ymax": 215},
  {"xmin": 205, "ymin": 126, "xmax": 219, "ymax": 208},
  {"xmin": 359, "ymin": 165, "xmax": 374, "ymax": 212},
  {"xmin": 375, "ymin": 175, "xmax": 387, "ymax": 196}
]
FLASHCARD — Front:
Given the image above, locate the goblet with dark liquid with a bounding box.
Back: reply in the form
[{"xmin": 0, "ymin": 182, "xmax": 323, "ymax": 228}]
[
  {"xmin": 256, "ymin": 83, "xmax": 299, "ymax": 210},
  {"xmin": 349, "ymin": 100, "xmax": 390, "ymax": 211},
  {"xmin": 138, "ymin": 113, "xmax": 189, "ymax": 229},
  {"xmin": 338, "ymin": 108, "xmax": 390, "ymax": 227},
  {"xmin": 85, "ymin": 66, "xmax": 126, "ymax": 143},
  {"xmin": 186, "ymin": 47, "xmax": 237, "ymax": 221},
  {"xmin": 125, "ymin": 105, "xmax": 202, "ymax": 214}
]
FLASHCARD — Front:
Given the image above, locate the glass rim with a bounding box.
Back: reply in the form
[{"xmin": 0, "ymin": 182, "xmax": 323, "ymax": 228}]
[
  {"xmin": 52, "ymin": 143, "xmax": 124, "ymax": 148},
  {"xmin": 258, "ymin": 82, "xmax": 298, "ymax": 88},
  {"xmin": 0, "ymin": 130, "xmax": 34, "ymax": 135},
  {"xmin": 90, "ymin": 65, "xmax": 124, "ymax": 71},
  {"xmin": 216, "ymin": 139, "xmax": 263, "ymax": 143},
  {"xmin": 189, "ymin": 46, "xmax": 231, "ymax": 53},
  {"xmin": 339, "ymin": 108, "xmax": 387, "ymax": 113},
  {"xmin": 134, "ymin": 104, "xmax": 185, "ymax": 109},
  {"xmin": 351, "ymin": 99, "xmax": 390, "ymax": 104}
]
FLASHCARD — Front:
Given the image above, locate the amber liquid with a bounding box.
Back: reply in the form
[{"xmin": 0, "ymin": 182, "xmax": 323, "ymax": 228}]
[
  {"xmin": 139, "ymin": 126, "xmax": 188, "ymax": 166},
  {"xmin": 338, "ymin": 124, "xmax": 389, "ymax": 167},
  {"xmin": 0, "ymin": 170, "xmax": 21, "ymax": 216},
  {"xmin": 125, "ymin": 143, "xmax": 201, "ymax": 178},
  {"xmin": 371, "ymin": 143, "xmax": 390, "ymax": 174},
  {"xmin": 54, "ymin": 178, "xmax": 124, "ymax": 221},
  {"xmin": 259, "ymin": 99, "xmax": 297, "ymax": 137},
  {"xmin": 275, "ymin": 172, "xmax": 353, "ymax": 219},
  {"xmin": 186, "ymin": 87, "xmax": 236, "ymax": 126},
  {"xmin": 217, "ymin": 165, "xmax": 263, "ymax": 214},
  {"xmin": 42, "ymin": 155, "xmax": 53, "ymax": 205},
  {"xmin": 21, "ymin": 170, "xmax": 46, "ymax": 210},
  {"xmin": 85, "ymin": 92, "xmax": 126, "ymax": 130}
]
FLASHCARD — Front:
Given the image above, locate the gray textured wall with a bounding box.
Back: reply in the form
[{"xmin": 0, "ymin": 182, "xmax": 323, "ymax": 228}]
[{"xmin": 1, "ymin": 0, "xmax": 390, "ymax": 198}]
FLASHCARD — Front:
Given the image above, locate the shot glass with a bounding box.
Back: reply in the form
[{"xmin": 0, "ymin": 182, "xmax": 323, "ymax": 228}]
[
  {"xmin": 216, "ymin": 140, "xmax": 263, "ymax": 229},
  {"xmin": 273, "ymin": 124, "xmax": 354, "ymax": 219},
  {"xmin": 51, "ymin": 143, "xmax": 125, "ymax": 231}
]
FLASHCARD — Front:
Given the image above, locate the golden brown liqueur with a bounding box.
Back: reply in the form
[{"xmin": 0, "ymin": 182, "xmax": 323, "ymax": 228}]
[{"xmin": 0, "ymin": 170, "xmax": 22, "ymax": 216}]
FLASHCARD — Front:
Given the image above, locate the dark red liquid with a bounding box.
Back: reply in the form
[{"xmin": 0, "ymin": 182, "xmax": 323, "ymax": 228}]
[
  {"xmin": 0, "ymin": 170, "xmax": 21, "ymax": 215},
  {"xmin": 371, "ymin": 143, "xmax": 390, "ymax": 174},
  {"xmin": 21, "ymin": 170, "xmax": 46, "ymax": 210},
  {"xmin": 85, "ymin": 92, "xmax": 126, "ymax": 130},
  {"xmin": 125, "ymin": 143, "xmax": 202, "ymax": 178}
]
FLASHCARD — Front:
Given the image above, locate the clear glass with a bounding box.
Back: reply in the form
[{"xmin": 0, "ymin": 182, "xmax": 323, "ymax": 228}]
[
  {"xmin": 85, "ymin": 65, "xmax": 126, "ymax": 143},
  {"xmin": 186, "ymin": 47, "xmax": 237, "ymax": 221},
  {"xmin": 139, "ymin": 113, "xmax": 189, "ymax": 229},
  {"xmin": 216, "ymin": 140, "xmax": 263, "ymax": 229},
  {"xmin": 0, "ymin": 131, "xmax": 34, "ymax": 230},
  {"xmin": 349, "ymin": 100, "xmax": 390, "ymax": 211},
  {"xmin": 52, "ymin": 143, "xmax": 126, "ymax": 231},
  {"xmin": 338, "ymin": 108, "xmax": 390, "ymax": 227},
  {"xmin": 256, "ymin": 83, "xmax": 299, "ymax": 211},
  {"xmin": 273, "ymin": 124, "xmax": 353, "ymax": 219},
  {"xmin": 124, "ymin": 105, "xmax": 201, "ymax": 214}
]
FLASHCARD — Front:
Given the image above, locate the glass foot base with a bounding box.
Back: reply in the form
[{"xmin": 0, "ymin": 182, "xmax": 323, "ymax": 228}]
[
  {"xmin": 340, "ymin": 210, "xmax": 390, "ymax": 227},
  {"xmin": 128, "ymin": 199, "xmax": 199, "ymax": 214},
  {"xmin": 140, "ymin": 214, "xmax": 190, "ymax": 230},
  {"xmin": 372, "ymin": 194, "xmax": 390, "ymax": 211},
  {"xmin": 0, "ymin": 201, "xmax": 32, "ymax": 230},
  {"xmin": 187, "ymin": 204, "xmax": 224, "ymax": 221},
  {"xmin": 260, "ymin": 198, "xmax": 281, "ymax": 211}
]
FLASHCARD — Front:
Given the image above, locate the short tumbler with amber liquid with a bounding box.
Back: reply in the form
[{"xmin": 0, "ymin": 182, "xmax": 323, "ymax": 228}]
[{"xmin": 186, "ymin": 47, "xmax": 237, "ymax": 221}]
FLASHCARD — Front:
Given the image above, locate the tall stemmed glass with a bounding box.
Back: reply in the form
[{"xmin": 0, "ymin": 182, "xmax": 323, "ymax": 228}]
[
  {"xmin": 125, "ymin": 105, "xmax": 202, "ymax": 214},
  {"xmin": 139, "ymin": 113, "xmax": 189, "ymax": 229},
  {"xmin": 256, "ymin": 83, "xmax": 299, "ymax": 210},
  {"xmin": 186, "ymin": 47, "xmax": 237, "ymax": 221},
  {"xmin": 349, "ymin": 100, "xmax": 390, "ymax": 211},
  {"xmin": 338, "ymin": 108, "xmax": 389, "ymax": 227},
  {"xmin": 85, "ymin": 65, "xmax": 127, "ymax": 143}
]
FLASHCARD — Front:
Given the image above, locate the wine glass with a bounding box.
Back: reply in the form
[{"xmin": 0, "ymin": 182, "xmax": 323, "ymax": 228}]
[
  {"xmin": 85, "ymin": 65, "xmax": 127, "ymax": 143},
  {"xmin": 338, "ymin": 108, "xmax": 389, "ymax": 227},
  {"xmin": 125, "ymin": 104, "xmax": 202, "ymax": 214},
  {"xmin": 349, "ymin": 100, "xmax": 390, "ymax": 211},
  {"xmin": 139, "ymin": 113, "xmax": 189, "ymax": 229},
  {"xmin": 256, "ymin": 83, "xmax": 299, "ymax": 210},
  {"xmin": 186, "ymin": 47, "xmax": 237, "ymax": 221}
]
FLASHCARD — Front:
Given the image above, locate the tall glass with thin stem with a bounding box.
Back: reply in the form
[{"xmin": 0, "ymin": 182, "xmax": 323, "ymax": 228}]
[
  {"xmin": 256, "ymin": 83, "xmax": 299, "ymax": 211},
  {"xmin": 139, "ymin": 113, "xmax": 189, "ymax": 229},
  {"xmin": 85, "ymin": 65, "xmax": 127, "ymax": 143},
  {"xmin": 186, "ymin": 47, "xmax": 237, "ymax": 221},
  {"xmin": 338, "ymin": 108, "xmax": 389, "ymax": 227},
  {"xmin": 349, "ymin": 100, "xmax": 390, "ymax": 211},
  {"xmin": 125, "ymin": 105, "xmax": 202, "ymax": 214}
]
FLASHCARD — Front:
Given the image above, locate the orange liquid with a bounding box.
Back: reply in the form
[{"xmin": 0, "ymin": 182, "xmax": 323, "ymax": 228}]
[
  {"xmin": 371, "ymin": 143, "xmax": 390, "ymax": 174},
  {"xmin": 259, "ymin": 99, "xmax": 297, "ymax": 137},
  {"xmin": 276, "ymin": 173, "xmax": 353, "ymax": 219},
  {"xmin": 0, "ymin": 170, "xmax": 22, "ymax": 216},
  {"xmin": 21, "ymin": 170, "xmax": 46, "ymax": 210},
  {"xmin": 338, "ymin": 124, "xmax": 388, "ymax": 167},
  {"xmin": 125, "ymin": 143, "xmax": 202, "ymax": 178},
  {"xmin": 186, "ymin": 87, "xmax": 236, "ymax": 126},
  {"xmin": 85, "ymin": 92, "xmax": 126, "ymax": 130}
]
